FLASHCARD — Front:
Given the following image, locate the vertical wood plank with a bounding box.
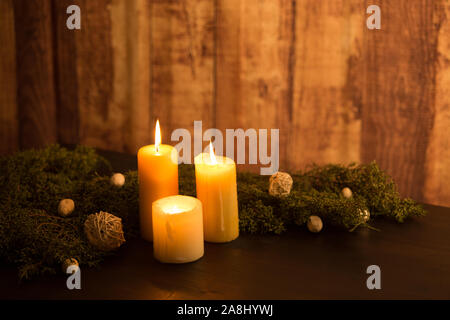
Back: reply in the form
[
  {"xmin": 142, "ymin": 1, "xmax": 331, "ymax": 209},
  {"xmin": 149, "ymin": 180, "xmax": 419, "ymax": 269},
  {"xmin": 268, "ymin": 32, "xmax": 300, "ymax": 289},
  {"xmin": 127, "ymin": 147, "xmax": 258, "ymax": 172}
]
[
  {"xmin": 74, "ymin": 0, "xmax": 118, "ymax": 150},
  {"xmin": 121, "ymin": 0, "xmax": 152, "ymax": 153},
  {"xmin": 52, "ymin": 0, "xmax": 80, "ymax": 145},
  {"xmin": 215, "ymin": 0, "xmax": 296, "ymax": 171},
  {"xmin": 107, "ymin": 0, "xmax": 152, "ymax": 153},
  {"xmin": 0, "ymin": 0, "xmax": 18, "ymax": 154},
  {"xmin": 13, "ymin": 0, "xmax": 57, "ymax": 149},
  {"xmin": 361, "ymin": 0, "xmax": 439, "ymax": 201},
  {"xmin": 290, "ymin": 1, "xmax": 363, "ymax": 169},
  {"xmin": 215, "ymin": 0, "xmax": 240, "ymax": 145},
  {"xmin": 53, "ymin": 0, "xmax": 151, "ymax": 153},
  {"xmin": 151, "ymin": 0, "xmax": 215, "ymax": 153},
  {"xmin": 424, "ymin": 1, "xmax": 450, "ymax": 207}
]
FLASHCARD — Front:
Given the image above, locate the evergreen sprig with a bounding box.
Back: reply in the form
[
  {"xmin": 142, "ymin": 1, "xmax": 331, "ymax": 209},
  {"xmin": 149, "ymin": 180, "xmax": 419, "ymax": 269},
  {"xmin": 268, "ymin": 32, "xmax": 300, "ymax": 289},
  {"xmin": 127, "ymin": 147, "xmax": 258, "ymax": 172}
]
[
  {"xmin": 237, "ymin": 163, "xmax": 426, "ymax": 233},
  {"xmin": 0, "ymin": 146, "xmax": 426, "ymax": 280}
]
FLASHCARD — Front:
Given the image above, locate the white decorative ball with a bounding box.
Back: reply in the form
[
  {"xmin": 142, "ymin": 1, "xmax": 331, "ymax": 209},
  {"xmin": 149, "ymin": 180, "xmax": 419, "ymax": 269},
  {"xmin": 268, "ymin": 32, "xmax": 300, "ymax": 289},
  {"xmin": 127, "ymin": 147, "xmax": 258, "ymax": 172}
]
[
  {"xmin": 269, "ymin": 172, "xmax": 293, "ymax": 197},
  {"xmin": 307, "ymin": 215, "xmax": 323, "ymax": 233},
  {"xmin": 359, "ymin": 209, "xmax": 370, "ymax": 222},
  {"xmin": 110, "ymin": 173, "xmax": 125, "ymax": 187},
  {"xmin": 342, "ymin": 187, "xmax": 353, "ymax": 198},
  {"xmin": 58, "ymin": 199, "xmax": 75, "ymax": 217}
]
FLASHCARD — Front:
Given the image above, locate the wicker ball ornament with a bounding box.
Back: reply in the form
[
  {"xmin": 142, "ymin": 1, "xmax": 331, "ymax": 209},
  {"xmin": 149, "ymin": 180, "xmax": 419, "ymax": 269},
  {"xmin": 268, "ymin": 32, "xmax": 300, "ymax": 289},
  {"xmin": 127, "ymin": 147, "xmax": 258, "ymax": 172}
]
[
  {"xmin": 84, "ymin": 211, "xmax": 126, "ymax": 251},
  {"xmin": 269, "ymin": 172, "xmax": 293, "ymax": 197}
]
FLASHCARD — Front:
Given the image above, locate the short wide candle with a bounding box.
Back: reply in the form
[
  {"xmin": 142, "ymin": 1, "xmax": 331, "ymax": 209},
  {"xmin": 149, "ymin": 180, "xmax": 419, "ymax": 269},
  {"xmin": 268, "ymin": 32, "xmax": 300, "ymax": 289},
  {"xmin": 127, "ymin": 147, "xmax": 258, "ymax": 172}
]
[
  {"xmin": 138, "ymin": 144, "xmax": 178, "ymax": 241},
  {"xmin": 194, "ymin": 153, "xmax": 239, "ymax": 243},
  {"xmin": 152, "ymin": 195, "xmax": 204, "ymax": 263}
]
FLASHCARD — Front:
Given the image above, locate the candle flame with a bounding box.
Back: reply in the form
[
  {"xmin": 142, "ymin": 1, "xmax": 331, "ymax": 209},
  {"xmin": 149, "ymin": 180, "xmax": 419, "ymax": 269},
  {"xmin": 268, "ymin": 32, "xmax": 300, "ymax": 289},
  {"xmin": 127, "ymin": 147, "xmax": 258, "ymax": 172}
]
[
  {"xmin": 209, "ymin": 141, "xmax": 217, "ymax": 165},
  {"xmin": 155, "ymin": 119, "xmax": 161, "ymax": 153}
]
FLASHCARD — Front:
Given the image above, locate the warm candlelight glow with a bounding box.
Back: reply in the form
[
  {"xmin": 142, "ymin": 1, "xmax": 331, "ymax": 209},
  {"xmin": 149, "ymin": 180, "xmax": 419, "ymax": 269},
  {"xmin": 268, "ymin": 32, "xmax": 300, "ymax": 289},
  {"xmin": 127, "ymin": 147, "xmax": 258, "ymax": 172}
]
[
  {"xmin": 155, "ymin": 119, "xmax": 161, "ymax": 153},
  {"xmin": 194, "ymin": 151, "xmax": 239, "ymax": 243},
  {"xmin": 152, "ymin": 195, "xmax": 204, "ymax": 263},
  {"xmin": 164, "ymin": 205, "xmax": 185, "ymax": 215},
  {"xmin": 138, "ymin": 118, "xmax": 178, "ymax": 241},
  {"xmin": 209, "ymin": 141, "xmax": 217, "ymax": 165}
]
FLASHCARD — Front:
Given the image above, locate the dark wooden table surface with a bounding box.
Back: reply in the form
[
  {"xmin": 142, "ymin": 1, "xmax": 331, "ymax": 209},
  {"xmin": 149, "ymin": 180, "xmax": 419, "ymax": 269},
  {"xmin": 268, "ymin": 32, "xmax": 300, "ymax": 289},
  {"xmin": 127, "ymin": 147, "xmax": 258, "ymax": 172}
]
[{"xmin": 1, "ymin": 150, "xmax": 449, "ymax": 300}]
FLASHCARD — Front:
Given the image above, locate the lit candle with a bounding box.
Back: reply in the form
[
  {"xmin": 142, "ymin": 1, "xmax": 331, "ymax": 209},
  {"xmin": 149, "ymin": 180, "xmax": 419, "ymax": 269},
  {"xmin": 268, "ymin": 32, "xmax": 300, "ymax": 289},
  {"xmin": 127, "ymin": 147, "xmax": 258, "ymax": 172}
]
[
  {"xmin": 194, "ymin": 142, "xmax": 239, "ymax": 243},
  {"xmin": 152, "ymin": 195, "xmax": 204, "ymax": 263},
  {"xmin": 138, "ymin": 120, "xmax": 178, "ymax": 241}
]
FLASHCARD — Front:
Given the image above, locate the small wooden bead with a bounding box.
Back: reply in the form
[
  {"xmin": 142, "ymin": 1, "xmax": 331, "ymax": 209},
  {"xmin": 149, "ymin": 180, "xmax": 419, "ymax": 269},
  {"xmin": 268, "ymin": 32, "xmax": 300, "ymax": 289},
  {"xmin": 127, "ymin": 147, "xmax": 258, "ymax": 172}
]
[
  {"xmin": 342, "ymin": 187, "xmax": 353, "ymax": 198},
  {"xmin": 307, "ymin": 215, "xmax": 323, "ymax": 233},
  {"xmin": 58, "ymin": 199, "xmax": 75, "ymax": 217},
  {"xmin": 110, "ymin": 173, "xmax": 125, "ymax": 187}
]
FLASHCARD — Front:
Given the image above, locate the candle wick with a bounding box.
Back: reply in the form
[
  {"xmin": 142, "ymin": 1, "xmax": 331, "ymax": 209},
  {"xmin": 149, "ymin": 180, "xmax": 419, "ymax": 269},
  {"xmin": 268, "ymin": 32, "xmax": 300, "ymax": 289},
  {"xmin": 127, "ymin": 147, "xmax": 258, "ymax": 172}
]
[{"xmin": 156, "ymin": 145, "xmax": 159, "ymax": 153}]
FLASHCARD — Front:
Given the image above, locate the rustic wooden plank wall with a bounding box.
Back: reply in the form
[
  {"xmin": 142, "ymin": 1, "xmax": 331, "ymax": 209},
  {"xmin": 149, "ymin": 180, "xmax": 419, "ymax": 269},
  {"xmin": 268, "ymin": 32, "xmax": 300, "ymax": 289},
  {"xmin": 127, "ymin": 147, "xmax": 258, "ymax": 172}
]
[
  {"xmin": 291, "ymin": 1, "xmax": 364, "ymax": 168},
  {"xmin": 0, "ymin": 0, "xmax": 449, "ymax": 207},
  {"xmin": 361, "ymin": 0, "xmax": 443, "ymax": 202},
  {"xmin": 426, "ymin": 0, "xmax": 450, "ymax": 207},
  {"xmin": 216, "ymin": 0, "xmax": 295, "ymax": 169},
  {"xmin": 151, "ymin": 0, "xmax": 215, "ymax": 151},
  {"xmin": 53, "ymin": 0, "xmax": 80, "ymax": 145},
  {"xmin": 0, "ymin": 0, "xmax": 18, "ymax": 154},
  {"xmin": 13, "ymin": 0, "xmax": 57, "ymax": 149}
]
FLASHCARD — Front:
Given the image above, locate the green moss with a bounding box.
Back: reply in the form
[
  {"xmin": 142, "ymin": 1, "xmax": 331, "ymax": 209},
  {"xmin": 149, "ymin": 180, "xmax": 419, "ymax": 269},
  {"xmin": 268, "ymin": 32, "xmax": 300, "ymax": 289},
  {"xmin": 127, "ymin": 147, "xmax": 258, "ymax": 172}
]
[
  {"xmin": 0, "ymin": 145, "xmax": 426, "ymax": 280},
  {"xmin": 0, "ymin": 145, "xmax": 113, "ymax": 279}
]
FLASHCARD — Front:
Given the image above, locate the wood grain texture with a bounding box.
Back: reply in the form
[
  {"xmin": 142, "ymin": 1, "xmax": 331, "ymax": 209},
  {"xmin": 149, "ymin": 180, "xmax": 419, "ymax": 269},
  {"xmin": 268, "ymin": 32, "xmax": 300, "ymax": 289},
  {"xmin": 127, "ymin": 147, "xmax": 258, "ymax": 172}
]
[
  {"xmin": 74, "ymin": 0, "xmax": 118, "ymax": 150},
  {"xmin": 108, "ymin": 0, "xmax": 151, "ymax": 153},
  {"xmin": 13, "ymin": 0, "xmax": 57, "ymax": 149},
  {"xmin": 151, "ymin": 0, "xmax": 215, "ymax": 154},
  {"xmin": 52, "ymin": 0, "xmax": 80, "ymax": 145},
  {"xmin": 0, "ymin": 0, "xmax": 18, "ymax": 154},
  {"xmin": 424, "ymin": 1, "xmax": 450, "ymax": 207},
  {"xmin": 52, "ymin": 0, "xmax": 151, "ymax": 153},
  {"xmin": 215, "ymin": 0, "xmax": 295, "ymax": 171},
  {"xmin": 290, "ymin": 1, "xmax": 364, "ymax": 169},
  {"xmin": 361, "ymin": 0, "xmax": 440, "ymax": 202},
  {"xmin": 120, "ymin": 0, "xmax": 152, "ymax": 153}
]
